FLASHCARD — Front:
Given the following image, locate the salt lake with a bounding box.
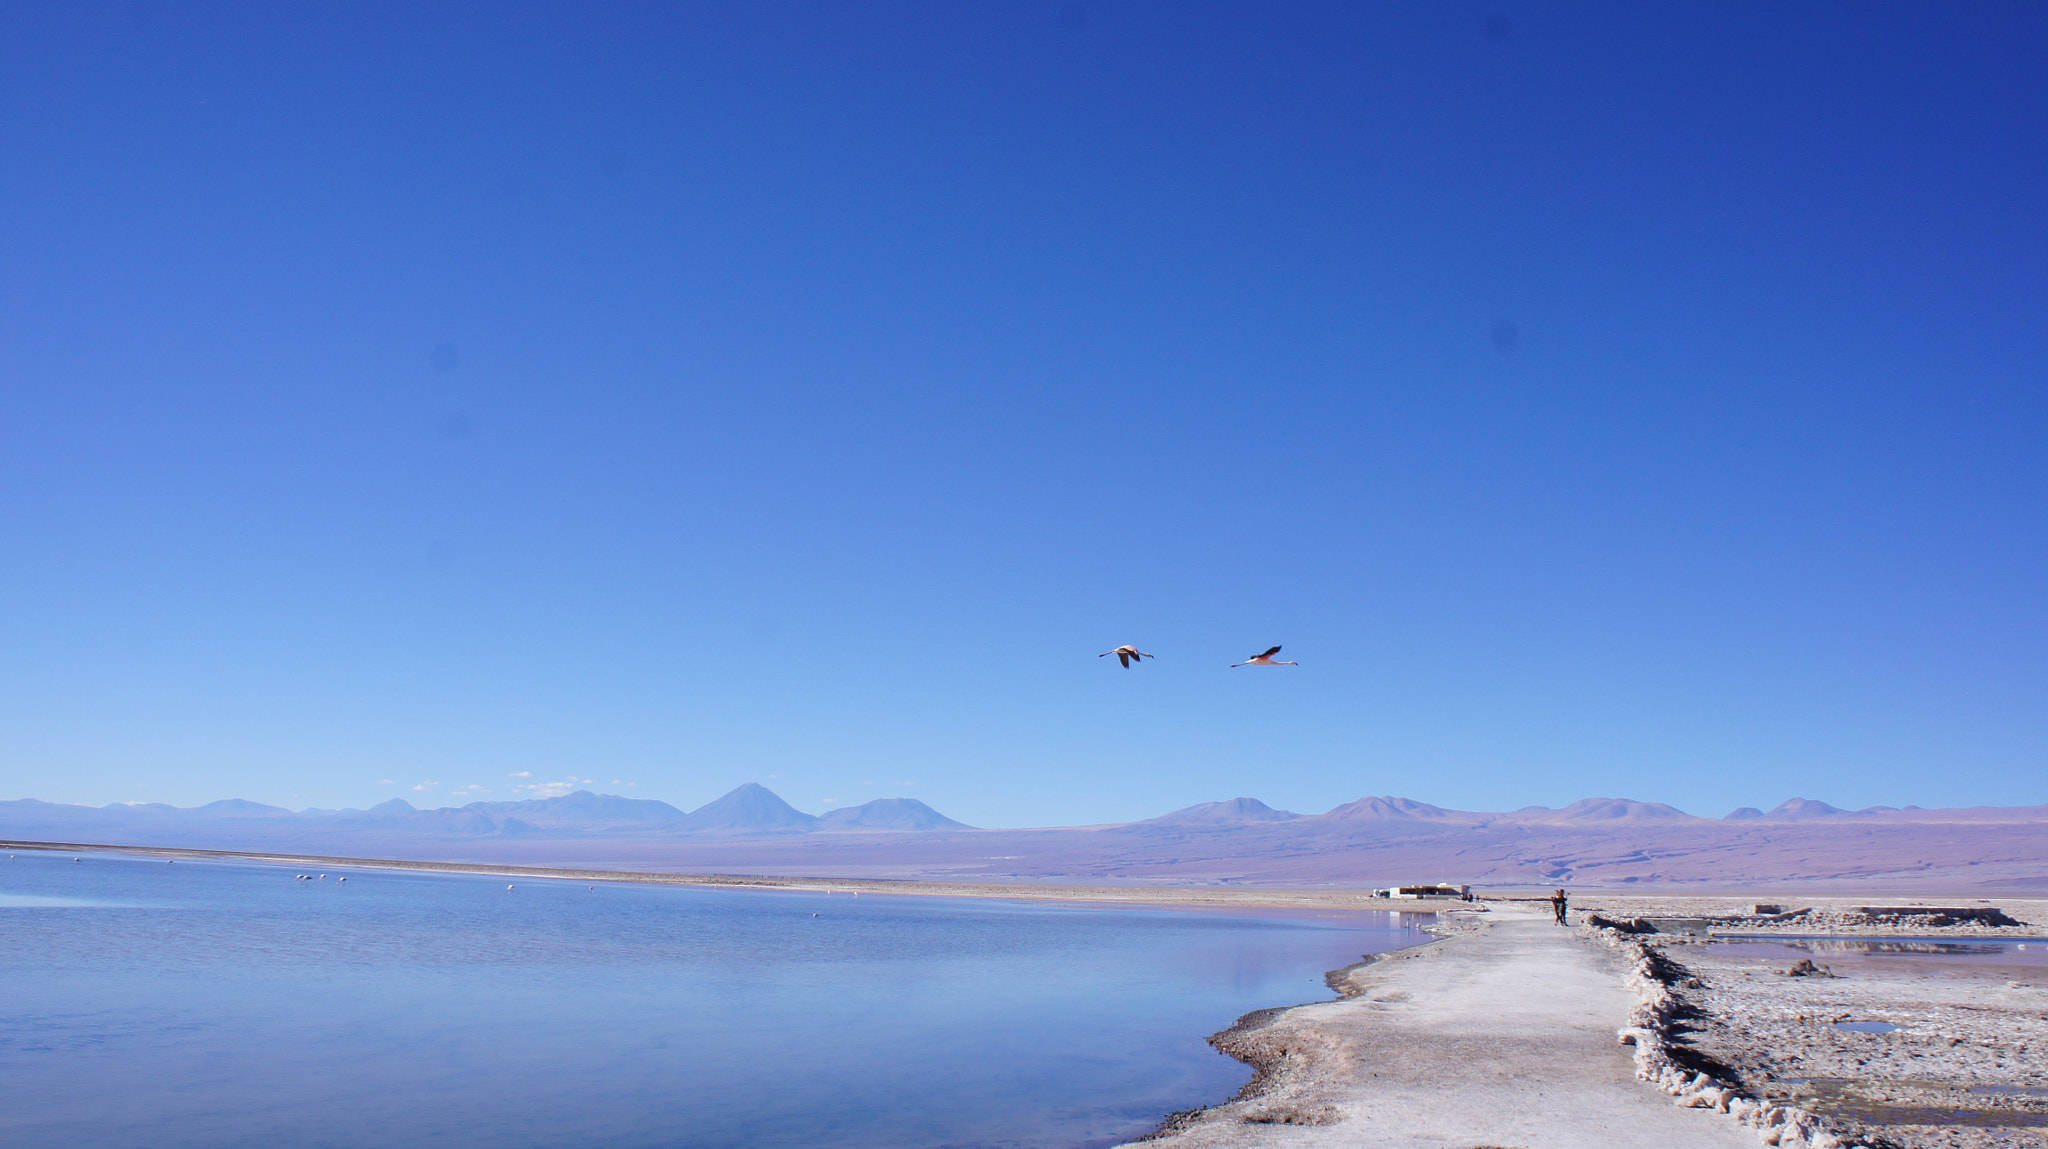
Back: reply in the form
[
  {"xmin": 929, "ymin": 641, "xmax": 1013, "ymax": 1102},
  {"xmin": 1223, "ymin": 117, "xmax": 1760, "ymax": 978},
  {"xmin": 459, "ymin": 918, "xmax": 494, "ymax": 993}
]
[{"xmin": 0, "ymin": 849, "xmax": 1430, "ymax": 1149}]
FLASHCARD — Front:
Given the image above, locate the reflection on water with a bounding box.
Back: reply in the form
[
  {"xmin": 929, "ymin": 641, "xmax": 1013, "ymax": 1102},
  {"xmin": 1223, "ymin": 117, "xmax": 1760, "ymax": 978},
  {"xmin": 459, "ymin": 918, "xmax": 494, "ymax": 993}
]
[
  {"xmin": 0, "ymin": 892, "xmax": 158, "ymax": 908},
  {"xmin": 1710, "ymin": 935, "xmax": 2048, "ymax": 965},
  {"xmin": 0, "ymin": 851, "xmax": 1431, "ymax": 1149},
  {"xmin": 1971, "ymin": 1085, "xmax": 2048, "ymax": 1097},
  {"xmin": 1786, "ymin": 1079, "xmax": 2048, "ymax": 1129}
]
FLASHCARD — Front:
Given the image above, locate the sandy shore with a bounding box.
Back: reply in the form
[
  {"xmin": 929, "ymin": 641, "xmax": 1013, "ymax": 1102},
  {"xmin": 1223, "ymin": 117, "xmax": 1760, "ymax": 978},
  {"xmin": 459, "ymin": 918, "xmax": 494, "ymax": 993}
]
[
  {"xmin": 1142, "ymin": 896, "xmax": 2046, "ymax": 1149},
  {"xmin": 1141, "ymin": 901, "xmax": 1758, "ymax": 1147}
]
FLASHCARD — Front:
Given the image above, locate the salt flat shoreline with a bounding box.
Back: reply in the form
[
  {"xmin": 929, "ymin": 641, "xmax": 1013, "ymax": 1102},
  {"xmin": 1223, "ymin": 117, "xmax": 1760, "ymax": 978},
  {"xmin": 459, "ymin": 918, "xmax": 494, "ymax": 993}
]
[
  {"xmin": 0, "ymin": 838, "xmax": 1408, "ymax": 909},
  {"xmin": 19, "ymin": 837, "xmax": 2046, "ymax": 1146},
  {"xmin": 1146, "ymin": 897, "xmax": 2048, "ymax": 1149}
]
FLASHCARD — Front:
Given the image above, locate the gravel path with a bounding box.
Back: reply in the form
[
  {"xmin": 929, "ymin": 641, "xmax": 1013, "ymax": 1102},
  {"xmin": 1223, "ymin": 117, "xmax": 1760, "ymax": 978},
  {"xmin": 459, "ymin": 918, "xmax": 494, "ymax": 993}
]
[{"xmin": 1139, "ymin": 903, "xmax": 1755, "ymax": 1148}]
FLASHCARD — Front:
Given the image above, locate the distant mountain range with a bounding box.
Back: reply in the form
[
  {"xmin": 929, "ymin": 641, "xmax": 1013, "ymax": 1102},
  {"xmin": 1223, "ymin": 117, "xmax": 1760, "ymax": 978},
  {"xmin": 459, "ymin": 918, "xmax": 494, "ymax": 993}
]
[
  {"xmin": 0, "ymin": 782, "xmax": 970, "ymax": 845},
  {"xmin": 1139, "ymin": 793, "xmax": 2048, "ymax": 827},
  {"xmin": 4, "ymin": 785, "xmax": 2044, "ymax": 893}
]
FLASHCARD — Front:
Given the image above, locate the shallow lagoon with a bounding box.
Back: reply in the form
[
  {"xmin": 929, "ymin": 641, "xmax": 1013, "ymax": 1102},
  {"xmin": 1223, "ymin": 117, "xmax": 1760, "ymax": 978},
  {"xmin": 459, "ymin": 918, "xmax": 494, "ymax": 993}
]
[
  {"xmin": 0, "ymin": 850, "xmax": 1428, "ymax": 1149},
  {"xmin": 1708, "ymin": 934, "xmax": 2048, "ymax": 967}
]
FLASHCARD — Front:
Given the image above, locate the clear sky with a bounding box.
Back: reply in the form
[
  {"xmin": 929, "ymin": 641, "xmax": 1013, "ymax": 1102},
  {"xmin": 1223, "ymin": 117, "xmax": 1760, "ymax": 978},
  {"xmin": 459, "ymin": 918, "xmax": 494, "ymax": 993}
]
[{"xmin": 2, "ymin": 2, "xmax": 2043, "ymax": 827}]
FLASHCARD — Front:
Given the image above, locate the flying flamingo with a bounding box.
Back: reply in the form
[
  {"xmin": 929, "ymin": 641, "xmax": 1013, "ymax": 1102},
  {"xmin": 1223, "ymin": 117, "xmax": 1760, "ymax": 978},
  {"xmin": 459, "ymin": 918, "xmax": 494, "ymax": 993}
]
[
  {"xmin": 1231, "ymin": 645, "xmax": 1298, "ymax": 668},
  {"xmin": 1098, "ymin": 645, "xmax": 1155, "ymax": 669}
]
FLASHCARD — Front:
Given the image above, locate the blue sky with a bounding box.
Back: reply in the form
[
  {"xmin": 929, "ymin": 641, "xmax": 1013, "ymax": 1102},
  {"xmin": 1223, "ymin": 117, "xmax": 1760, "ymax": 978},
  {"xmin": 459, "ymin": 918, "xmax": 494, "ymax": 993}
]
[{"xmin": 2, "ymin": 2, "xmax": 2043, "ymax": 827}]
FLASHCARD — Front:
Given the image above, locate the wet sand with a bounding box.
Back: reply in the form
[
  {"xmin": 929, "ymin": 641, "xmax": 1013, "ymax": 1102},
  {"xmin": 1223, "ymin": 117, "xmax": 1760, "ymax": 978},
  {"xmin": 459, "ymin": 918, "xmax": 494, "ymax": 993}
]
[{"xmin": 1141, "ymin": 901, "xmax": 1757, "ymax": 1147}]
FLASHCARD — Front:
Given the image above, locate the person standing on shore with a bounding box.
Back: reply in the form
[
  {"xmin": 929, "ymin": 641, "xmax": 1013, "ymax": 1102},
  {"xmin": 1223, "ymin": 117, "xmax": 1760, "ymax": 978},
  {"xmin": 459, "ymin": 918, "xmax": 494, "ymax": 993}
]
[{"xmin": 1551, "ymin": 888, "xmax": 1569, "ymax": 925}]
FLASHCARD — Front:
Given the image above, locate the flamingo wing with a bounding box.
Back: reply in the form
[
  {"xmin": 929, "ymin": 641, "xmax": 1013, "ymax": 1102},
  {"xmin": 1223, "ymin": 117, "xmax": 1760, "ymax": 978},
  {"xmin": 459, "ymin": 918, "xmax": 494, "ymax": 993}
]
[{"xmin": 1259, "ymin": 646, "xmax": 1282, "ymax": 659}]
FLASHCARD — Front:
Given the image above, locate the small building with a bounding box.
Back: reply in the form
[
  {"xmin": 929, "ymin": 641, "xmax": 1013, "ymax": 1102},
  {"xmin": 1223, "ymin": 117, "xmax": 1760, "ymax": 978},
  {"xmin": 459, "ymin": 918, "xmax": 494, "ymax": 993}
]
[{"xmin": 1372, "ymin": 884, "xmax": 1471, "ymax": 899}]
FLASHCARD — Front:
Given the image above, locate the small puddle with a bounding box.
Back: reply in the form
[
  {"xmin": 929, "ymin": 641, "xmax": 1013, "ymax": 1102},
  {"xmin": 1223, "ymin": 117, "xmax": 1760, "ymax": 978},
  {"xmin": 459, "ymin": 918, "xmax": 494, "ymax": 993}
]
[
  {"xmin": 1708, "ymin": 935, "xmax": 2048, "ymax": 972},
  {"xmin": 1713, "ymin": 935, "xmax": 2048, "ymax": 957},
  {"xmin": 1783, "ymin": 1078, "xmax": 2048, "ymax": 1128},
  {"xmin": 1831, "ymin": 1020, "xmax": 1900, "ymax": 1034}
]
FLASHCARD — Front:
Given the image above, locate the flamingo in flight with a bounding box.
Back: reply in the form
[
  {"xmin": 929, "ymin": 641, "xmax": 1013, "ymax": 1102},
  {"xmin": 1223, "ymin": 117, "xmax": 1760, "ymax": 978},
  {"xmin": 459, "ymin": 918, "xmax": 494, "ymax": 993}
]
[
  {"xmin": 1099, "ymin": 645, "xmax": 1155, "ymax": 668},
  {"xmin": 1232, "ymin": 645, "xmax": 1298, "ymax": 668}
]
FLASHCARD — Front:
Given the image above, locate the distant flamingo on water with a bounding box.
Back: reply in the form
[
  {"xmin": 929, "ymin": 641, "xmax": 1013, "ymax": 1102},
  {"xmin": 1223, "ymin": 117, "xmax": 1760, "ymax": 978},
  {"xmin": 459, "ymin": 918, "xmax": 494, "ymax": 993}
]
[
  {"xmin": 1098, "ymin": 645, "xmax": 1155, "ymax": 668},
  {"xmin": 1231, "ymin": 645, "xmax": 1298, "ymax": 668}
]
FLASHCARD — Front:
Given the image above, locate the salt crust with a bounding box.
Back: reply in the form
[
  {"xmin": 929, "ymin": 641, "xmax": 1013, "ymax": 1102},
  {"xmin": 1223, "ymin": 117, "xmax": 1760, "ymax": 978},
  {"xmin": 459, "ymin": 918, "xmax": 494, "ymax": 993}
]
[{"xmin": 1599, "ymin": 924, "xmax": 1878, "ymax": 1149}]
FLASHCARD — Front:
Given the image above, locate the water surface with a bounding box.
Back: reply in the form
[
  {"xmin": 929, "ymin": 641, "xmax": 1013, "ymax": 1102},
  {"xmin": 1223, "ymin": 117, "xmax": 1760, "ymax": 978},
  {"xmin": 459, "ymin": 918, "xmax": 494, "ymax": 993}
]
[
  {"xmin": 1709, "ymin": 935, "xmax": 2048, "ymax": 967},
  {"xmin": 0, "ymin": 850, "xmax": 1428, "ymax": 1149}
]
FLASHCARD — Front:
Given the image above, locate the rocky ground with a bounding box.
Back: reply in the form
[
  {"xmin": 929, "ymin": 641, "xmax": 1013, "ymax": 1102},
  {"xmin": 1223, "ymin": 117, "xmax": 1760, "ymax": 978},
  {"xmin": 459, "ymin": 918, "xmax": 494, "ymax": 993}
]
[
  {"xmin": 1574, "ymin": 895, "xmax": 2044, "ymax": 938},
  {"xmin": 1579, "ymin": 896, "xmax": 2048, "ymax": 1148}
]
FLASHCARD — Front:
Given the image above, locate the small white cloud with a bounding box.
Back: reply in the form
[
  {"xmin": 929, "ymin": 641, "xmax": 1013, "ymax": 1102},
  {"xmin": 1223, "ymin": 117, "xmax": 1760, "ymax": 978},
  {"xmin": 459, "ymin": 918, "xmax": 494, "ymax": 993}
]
[
  {"xmin": 412, "ymin": 782, "xmax": 438, "ymax": 791},
  {"xmin": 863, "ymin": 780, "xmax": 876, "ymax": 786},
  {"xmin": 509, "ymin": 771, "xmax": 532, "ymax": 778},
  {"xmin": 610, "ymin": 780, "xmax": 623, "ymax": 785},
  {"xmin": 767, "ymin": 773, "xmax": 778, "ymax": 779},
  {"xmin": 378, "ymin": 779, "xmax": 398, "ymax": 785},
  {"xmin": 821, "ymin": 797, "xmax": 838, "ymax": 804},
  {"xmin": 893, "ymin": 781, "xmax": 915, "ymax": 787},
  {"xmin": 514, "ymin": 780, "xmax": 578, "ymax": 798}
]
